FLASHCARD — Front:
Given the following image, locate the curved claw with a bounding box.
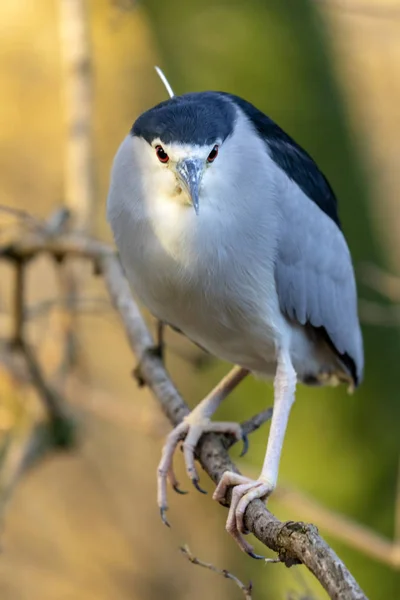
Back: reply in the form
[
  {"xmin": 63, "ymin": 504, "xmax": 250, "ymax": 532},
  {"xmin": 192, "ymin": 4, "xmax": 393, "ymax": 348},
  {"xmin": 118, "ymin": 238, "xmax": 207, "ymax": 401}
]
[
  {"xmin": 160, "ymin": 507, "xmax": 170, "ymax": 528},
  {"xmin": 172, "ymin": 483, "xmax": 188, "ymax": 495},
  {"xmin": 191, "ymin": 478, "xmax": 207, "ymax": 494},
  {"xmin": 240, "ymin": 433, "xmax": 249, "ymax": 457},
  {"xmin": 247, "ymin": 551, "xmax": 265, "ymax": 560}
]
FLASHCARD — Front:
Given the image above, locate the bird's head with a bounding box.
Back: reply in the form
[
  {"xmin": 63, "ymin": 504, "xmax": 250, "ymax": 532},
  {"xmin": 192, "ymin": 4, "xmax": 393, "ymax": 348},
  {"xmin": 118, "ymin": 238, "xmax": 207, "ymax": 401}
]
[
  {"xmin": 137, "ymin": 139, "xmax": 219, "ymax": 216},
  {"xmin": 125, "ymin": 92, "xmax": 239, "ymax": 217},
  {"xmin": 107, "ymin": 91, "xmax": 272, "ymax": 262}
]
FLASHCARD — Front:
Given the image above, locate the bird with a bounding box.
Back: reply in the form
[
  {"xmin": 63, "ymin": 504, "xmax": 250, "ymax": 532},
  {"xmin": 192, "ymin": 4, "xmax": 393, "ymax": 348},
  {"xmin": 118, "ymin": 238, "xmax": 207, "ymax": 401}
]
[{"xmin": 107, "ymin": 74, "xmax": 363, "ymax": 557}]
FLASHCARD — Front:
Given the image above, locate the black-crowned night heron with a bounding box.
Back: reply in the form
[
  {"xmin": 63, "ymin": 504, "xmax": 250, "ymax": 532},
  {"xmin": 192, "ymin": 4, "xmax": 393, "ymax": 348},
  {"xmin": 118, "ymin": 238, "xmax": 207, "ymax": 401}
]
[{"xmin": 107, "ymin": 77, "xmax": 363, "ymax": 557}]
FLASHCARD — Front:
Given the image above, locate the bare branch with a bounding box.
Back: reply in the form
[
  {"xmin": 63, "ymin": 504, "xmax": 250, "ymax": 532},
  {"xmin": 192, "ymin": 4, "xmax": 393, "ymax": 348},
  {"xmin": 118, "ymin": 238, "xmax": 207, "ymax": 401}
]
[
  {"xmin": 44, "ymin": 207, "xmax": 72, "ymax": 237},
  {"xmin": 4, "ymin": 235, "xmax": 76, "ymax": 448},
  {"xmin": 273, "ymin": 484, "xmax": 400, "ymax": 570},
  {"xmin": 12, "ymin": 260, "xmax": 25, "ymax": 348},
  {"xmin": 20, "ymin": 342, "xmax": 74, "ymax": 443},
  {"xmin": 100, "ymin": 253, "xmax": 367, "ymax": 600},
  {"xmin": 0, "ymin": 422, "xmax": 57, "ymax": 522},
  {"xmin": 180, "ymin": 544, "xmax": 253, "ymax": 600},
  {"xmin": 0, "ymin": 232, "xmax": 112, "ymax": 262},
  {"xmin": 239, "ymin": 408, "xmax": 273, "ymax": 440},
  {"xmin": 0, "ymin": 204, "xmax": 44, "ymax": 227},
  {"xmin": 0, "ymin": 229, "xmax": 368, "ymax": 600}
]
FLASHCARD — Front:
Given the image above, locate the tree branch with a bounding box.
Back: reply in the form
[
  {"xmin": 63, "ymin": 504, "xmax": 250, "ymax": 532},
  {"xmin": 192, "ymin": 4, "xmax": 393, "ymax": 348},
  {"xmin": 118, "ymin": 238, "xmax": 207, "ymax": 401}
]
[
  {"xmin": 180, "ymin": 544, "xmax": 253, "ymax": 600},
  {"xmin": 53, "ymin": 0, "xmax": 95, "ymax": 383},
  {"xmin": 0, "ymin": 421, "xmax": 63, "ymax": 522},
  {"xmin": 100, "ymin": 253, "xmax": 367, "ymax": 600},
  {"xmin": 0, "ymin": 230, "xmax": 368, "ymax": 600},
  {"xmin": 273, "ymin": 484, "xmax": 400, "ymax": 569}
]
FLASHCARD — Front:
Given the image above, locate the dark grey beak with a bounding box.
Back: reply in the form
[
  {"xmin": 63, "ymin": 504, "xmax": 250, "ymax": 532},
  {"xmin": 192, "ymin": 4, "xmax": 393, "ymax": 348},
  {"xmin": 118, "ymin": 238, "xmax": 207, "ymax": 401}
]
[{"xmin": 176, "ymin": 158, "xmax": 204, "ymax": 215}]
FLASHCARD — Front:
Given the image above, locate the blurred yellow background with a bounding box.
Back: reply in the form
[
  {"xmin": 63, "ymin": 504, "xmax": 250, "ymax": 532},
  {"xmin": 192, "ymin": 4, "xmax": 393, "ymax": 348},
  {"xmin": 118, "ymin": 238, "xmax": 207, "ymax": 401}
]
[{"xmin": 0, "ymin": 1, "xmax": 399, "ymax": 599}]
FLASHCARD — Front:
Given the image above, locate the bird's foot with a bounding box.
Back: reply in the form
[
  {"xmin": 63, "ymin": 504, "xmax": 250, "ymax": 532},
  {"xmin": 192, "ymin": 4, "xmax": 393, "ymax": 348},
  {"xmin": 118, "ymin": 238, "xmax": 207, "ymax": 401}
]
[
  {"xmin": 133, "ymin": 344, "xmax": 164, "ymax": 387},
  {"xmin": 213, "ymin": 471, "xmax": 274, "ymax": 557},
  {"xmin": 157, "ymin": 416, "xmax": 248, "ymax": 527}
]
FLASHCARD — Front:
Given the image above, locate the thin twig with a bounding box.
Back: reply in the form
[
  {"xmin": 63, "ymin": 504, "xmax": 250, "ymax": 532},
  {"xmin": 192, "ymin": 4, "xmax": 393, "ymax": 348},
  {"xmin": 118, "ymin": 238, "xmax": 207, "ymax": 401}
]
[
  {"xmin": 156, "ymin": 320, "xmax": 165, "ymax": 359},
  {"xmin": 0, "ymin": 204, "xmax": 43, "ymax": 226},
  {"xmin": 180, "ymin": 544, "xmax": 253, "ymax": 600},
  {"xmin": 240, "ymin": 408, "xmax": 273, "ymax": 440},
  {"xmin": 44, "ymin": 207, "xmax": 72, "ymax": 237},
  {"xmin": 12, "ymin": 260, "xmax": 25, "ymax": 347},
  {"xmin": 0, "ymin": 232, "xmax": 112, "ymax": 262},
  {"xmin": 21, "ymin": 343, "xmax": 66, "ymax": 421},
  {"xmin": 216, "ymin": 406, "xmax": 273, "ymax": 453},
  {"xmin": 19, "ymin": 342, "xmax": 75, "ymax": 447}
]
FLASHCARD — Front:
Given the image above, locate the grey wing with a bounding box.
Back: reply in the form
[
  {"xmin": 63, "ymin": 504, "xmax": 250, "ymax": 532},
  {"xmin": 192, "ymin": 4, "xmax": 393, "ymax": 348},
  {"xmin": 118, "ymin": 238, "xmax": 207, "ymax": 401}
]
[{"xmin": 275, "ymin": 195, "xmax": 364, "ymax": 385}]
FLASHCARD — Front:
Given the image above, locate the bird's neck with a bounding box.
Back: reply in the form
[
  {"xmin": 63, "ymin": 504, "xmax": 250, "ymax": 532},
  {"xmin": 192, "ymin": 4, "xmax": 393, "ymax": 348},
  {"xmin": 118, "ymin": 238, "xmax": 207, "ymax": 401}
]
[{"xmin": 141, "ymin": 199, "xmax": 216, "ymax": 267}]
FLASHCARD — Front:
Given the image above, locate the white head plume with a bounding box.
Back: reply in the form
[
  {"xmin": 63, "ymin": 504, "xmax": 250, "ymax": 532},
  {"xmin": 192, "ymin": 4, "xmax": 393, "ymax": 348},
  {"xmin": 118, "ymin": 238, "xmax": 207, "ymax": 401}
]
[{"xmin": 154, "ymin": 66, "xmax": 175, "ymax": 99}]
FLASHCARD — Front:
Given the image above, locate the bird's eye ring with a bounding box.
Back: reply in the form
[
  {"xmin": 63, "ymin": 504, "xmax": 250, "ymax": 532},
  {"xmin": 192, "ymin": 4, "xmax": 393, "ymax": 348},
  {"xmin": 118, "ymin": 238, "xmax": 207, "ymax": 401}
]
[
  {"xmin": 207, "ymin": 145, "xmax": 219, "ymax": 163},
  {"xmin": 155, "ymin": 145, "xmax": 169, "ymax": 163}
]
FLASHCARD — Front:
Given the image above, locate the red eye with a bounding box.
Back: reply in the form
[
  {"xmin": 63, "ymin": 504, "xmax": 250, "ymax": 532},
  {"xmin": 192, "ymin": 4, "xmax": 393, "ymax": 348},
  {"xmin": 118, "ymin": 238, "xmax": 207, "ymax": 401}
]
[
  {"xmin": 207, "ymin": 145, "xmax": 219, "ymax": 163},
  {"xmin": 155, "ymin": 145, "xmax": 169, "ymax": 163}
]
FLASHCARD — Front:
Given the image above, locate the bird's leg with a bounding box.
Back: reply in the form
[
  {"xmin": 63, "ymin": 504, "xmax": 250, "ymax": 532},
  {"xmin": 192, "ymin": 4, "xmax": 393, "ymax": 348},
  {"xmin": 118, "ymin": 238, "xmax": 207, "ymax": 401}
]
[
  {"xmin": 155, "ymin": 320, "xmax": 165, "ymax": 361},
  {"xmin": 133, "ymin": 320, "xmax": 165, "ymax": 386},
  {"xmin": 213, "ymin": 351, "xmax": 296, "ymax": 556},
  {"xmin": 157, "ymin": 366, "xmax": 249, "ymax": 525}
]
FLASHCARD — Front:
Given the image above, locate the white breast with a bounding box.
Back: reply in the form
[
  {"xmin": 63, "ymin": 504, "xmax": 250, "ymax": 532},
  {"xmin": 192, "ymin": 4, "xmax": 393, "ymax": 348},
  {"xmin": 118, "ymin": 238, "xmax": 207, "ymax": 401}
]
[
  {"xmin": 107, "ymin": 126, "xmax": 286, "ymax": 372},
  {"xmin": 118, "ymin": 201, "xmax": 282, "ymax": 371}
]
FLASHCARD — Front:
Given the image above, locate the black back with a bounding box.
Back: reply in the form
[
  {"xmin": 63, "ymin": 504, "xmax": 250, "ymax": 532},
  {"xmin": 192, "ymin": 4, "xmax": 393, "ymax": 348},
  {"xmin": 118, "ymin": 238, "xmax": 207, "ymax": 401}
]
[{"xmin": 223, "ymin": 93, "xmax": 341, "ymax": 229}]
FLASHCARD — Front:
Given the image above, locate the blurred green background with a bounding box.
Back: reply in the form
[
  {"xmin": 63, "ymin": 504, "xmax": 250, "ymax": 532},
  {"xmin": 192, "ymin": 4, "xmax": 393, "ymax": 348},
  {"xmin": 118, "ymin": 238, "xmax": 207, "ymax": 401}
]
[{"xmin": 0, "ymin": 1, "xmax": 399, "ymax": 599}]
